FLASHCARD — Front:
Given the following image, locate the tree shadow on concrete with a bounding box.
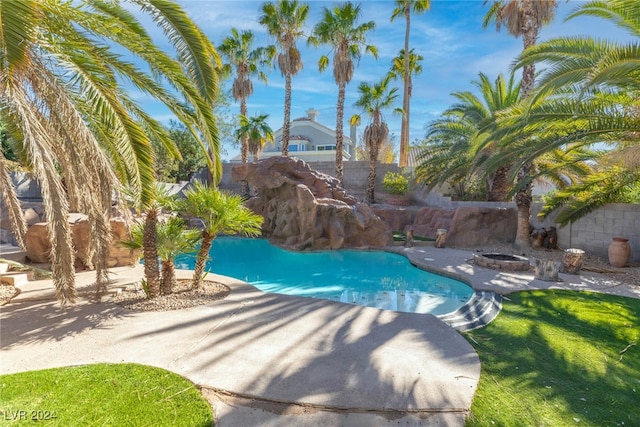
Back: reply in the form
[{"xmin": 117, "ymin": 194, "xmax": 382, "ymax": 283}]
[
  {"xmin": 123, "ymin": 282, "xmax": 479, "ymax": 417},
  {"xmin": 0, "ymin": 298, "xmax": 130, "ymax": 348}
]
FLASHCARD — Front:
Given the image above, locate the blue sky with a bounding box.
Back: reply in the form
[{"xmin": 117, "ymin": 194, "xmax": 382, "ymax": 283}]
[{"xmin": 141, "ymin": 1, "xmax": 633, "ymax": 160}]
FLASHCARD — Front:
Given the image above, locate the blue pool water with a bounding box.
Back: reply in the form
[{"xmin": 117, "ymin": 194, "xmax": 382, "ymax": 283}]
[{"xmin": 175, "ymin": 237, "xmax": 474, "ymax": 316}]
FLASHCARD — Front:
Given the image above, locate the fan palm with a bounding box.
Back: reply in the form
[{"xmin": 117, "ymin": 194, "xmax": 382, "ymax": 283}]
[
  {"xmin": 388, "ymin": 48, "xmax": 424, "ymax": 90},
  {"xmin": 309, "ymin": 2, "xmax": 377, "ymax": 187},
  {"xmin": 352, "ymin": 75, "xmax": 399, "ymax": 204},
  {"xmin": 259, "ymin": 0, "xmax": 309, "ymax": 156},
  {"xmin": 179, "ymin": 181, "xmax": 263, "ymax": 289},
  {"xmin": 482, "ymin": 0, "xmax": 561, "ymax": 247},
  {"xmin": 219, "ymin": 28, "xmax": 275, "ymax": 164},
  {"xmin": 0, "ymin": 0, "xmax": 221, "ymax": 304},
  {"xmin": 391, "ymin": 0, "xmax": 431, "ymax": 168},
  {"xmin": 234, "ymin": 114, "xmax": 275, "ymax": 161}
]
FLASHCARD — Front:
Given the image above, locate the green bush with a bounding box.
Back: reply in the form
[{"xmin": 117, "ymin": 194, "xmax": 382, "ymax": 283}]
[{"xmin": 382, "ymin": 172, "xmax": 409, "ymax": 195}]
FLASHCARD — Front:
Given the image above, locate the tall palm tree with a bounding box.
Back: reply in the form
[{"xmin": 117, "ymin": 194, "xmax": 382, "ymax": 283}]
[
  {"xmin": 352, "ymin": 75, "xmax": 399, "ymax": 204},
  {"xmin": 309, "ymin": 2, "xmax": 377, "ymax": 187},
  {"xmin": 259, "ymin": 0, "xmax": 309, "ymax": 156},
  {"xmin": 180, "ymin": 181, "xmax": 263, "ymax": 289},
  {"xmin": 482, "ymin": 0, "xmax": 561, "ymax": 247},
  {"xmin": 417, "ymin": 72, "xmax": 522, "ymax": 201},
  {"xmin": 391, "ymin": 0, "xmax": 431, "ymax": 168},
  {"xmin": 0, "ymin": 0, "xmax": 221, "ymax": 304},
  {"xmin": 234, "ymin": 114, "xmax": 274, "ymax": 161},
  {"xmin": 219, "ymin": 28, "xmax": 275, "ymax": 164}
]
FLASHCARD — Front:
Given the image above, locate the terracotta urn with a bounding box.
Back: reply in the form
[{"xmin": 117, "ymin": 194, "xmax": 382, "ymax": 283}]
[{"xmin": 608, "ymin": 237, "xmax": 631, "ymax": 268}]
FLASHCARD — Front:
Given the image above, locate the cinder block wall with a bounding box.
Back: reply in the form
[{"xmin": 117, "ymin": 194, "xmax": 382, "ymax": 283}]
[{"xmin": 552, "ymin": 204, "xmax": 640, "ymax": 262}]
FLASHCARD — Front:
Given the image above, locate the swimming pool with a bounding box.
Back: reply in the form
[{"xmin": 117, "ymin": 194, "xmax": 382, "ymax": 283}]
[{"xmin": 175, "ymin": 237, "xmax": 474, "ymax": 316}]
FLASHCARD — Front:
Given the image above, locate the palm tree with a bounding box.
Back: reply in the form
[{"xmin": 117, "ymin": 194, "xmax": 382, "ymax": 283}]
[
  {"xmin": 234, "ymin": 114, "xmax": 274, "ymax": 161},
  {"xmin": 389, "ymin": 48, "xmax": 424, "ymax": 89},
  {"xmin": 309, "ymin": 2, "xmax": 377, "ymax": 187},
  {"xmin": 180, "ymin": 181, "xmax": 263, "ymax": 289},
  {"xmin": 417, "ymin": 72, "xmax": 522, "ymax": 201},
  {"xmin": 391, "ymin": 0, "xmax": 431, "ymax": 168},
  {"xmin": 121, "ymin": 216, "xmax": 200, "ymax": 296},
  {"xmin": 259, "ymin": 0, "xmax": 309, "ymax": 156},
  {"xmin": 156, "ymin": 217, "xmax": 200, "ymax": 295},
  {"xmin": 352, "ymin": 75, "xmax": 399, "ymax": 204},
  {"xmin": 0, "ymin": 0, "xmax": 221, "ymax": 304},
  {"xmin": 482, "ymin": 0, "xmax": 561, "ymax": 247},
  {"xmin": 219, "ymin": 29, "xmax": 275, "ymax": 164},
  {"xmin": 493, "ymin": 0, "xmax": 640, "ymax": 225}
]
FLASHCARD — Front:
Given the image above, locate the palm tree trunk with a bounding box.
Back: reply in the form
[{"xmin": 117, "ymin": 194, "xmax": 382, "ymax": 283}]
[
  {"xmin": 399, "ymin": 5, "xmax": 411, "ymax": 168},
  {"xmin": 513, "ymin": 2, "xmax": 538, "ymax": 248},
  {"xmin": 143, "ymin": 208, "xmax": 161, "ymax": 298},
  {"xmin": 240, "ymin": 97, "xmax": 250, "ymax": 198},
  {"xmin": 282, "ymin": 73, "xmax": 292, "ymax": 156},
  {"xmin": 91, "ymin": 209, "xmax": 112, "ymax": 299},
  {"xmin": 514, "ymin": 163, "xmax": 533, "ymax": 247},
  {"xmin": 192, "ymin": 231, "xmax": 214, "ymax": 289},
  {"xmin": 335, "ymin": 81, "xmax": 346, "ymax": 187},
  {"xmin": 366, "ymin": 141, "xmax": 379, "ymax": 205},
  {"xmin": 488, "ymin": 165, "xmax": 512, "ymax": 201},
  {"xmin": 240, "ymin": 98, "xmax": 249, "ymax": 163},
  {"xmin": 160, "ymin": 259, "xmax": 177, "ymax": 295}
]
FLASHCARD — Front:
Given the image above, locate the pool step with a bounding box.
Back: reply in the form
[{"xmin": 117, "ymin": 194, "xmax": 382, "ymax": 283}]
[{"xmin": 437, "ymin": 291, "xmax": 502, "ymax": 331}]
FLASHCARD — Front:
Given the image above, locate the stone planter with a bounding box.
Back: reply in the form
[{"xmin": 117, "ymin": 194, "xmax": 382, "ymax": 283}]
[
  {"xmin": 608, "ymin": 237, "xmax": 631, "ymax": 268},
  {"xmin": 386, "ymin": 196, "xmax": 411, "ymax": 206},
  {"xmin": 562, "ymin": 248, "xmax": 585, "ymax": 274}
]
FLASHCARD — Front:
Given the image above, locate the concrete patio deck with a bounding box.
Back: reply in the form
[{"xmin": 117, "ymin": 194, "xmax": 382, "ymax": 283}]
[{"xmin": 1, "ymin": 244, "xmax": 638, "ymax": 426}]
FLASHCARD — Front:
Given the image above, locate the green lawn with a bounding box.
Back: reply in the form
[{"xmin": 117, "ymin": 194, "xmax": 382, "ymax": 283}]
[
  {"xmin": 0, "ymin": 363, "xmax": 213, "ymax": 426},
  {"xmin": 465, "ymin": 290, "xmax": 640, "ymax": 427}
]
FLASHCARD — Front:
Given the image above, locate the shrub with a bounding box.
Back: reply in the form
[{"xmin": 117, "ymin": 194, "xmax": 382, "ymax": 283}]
[{"xmin": 383, "ymin": 172, "xmax": 409, "ymax": 195}]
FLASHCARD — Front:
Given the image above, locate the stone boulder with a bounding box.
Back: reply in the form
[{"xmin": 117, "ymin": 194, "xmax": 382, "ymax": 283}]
[
  {"xmin": 0, "ymin": 208, "xmax": 42, "ymax": 244},
  {"xmin": 408, "ymin": 205, "xmax": 517, "ymax": 247},
  {"xmin": 409, "ymin": 207, "xmax": 456, "ymax": 239},
  {"xmin": 25, "ymin": 215, "xmax": 139, "ymax": 267},
  {"xmin": 232, "ymin": 156, "xmax": 392, "ymax": 250},
  {"xmin": 24, "ymin": 208, "xmax": 41, "ymax": 226},
  {"xmin": 446, "ymin": 207, "xmax": 517, "ymax": 247},
  {"xmin": 372, "ymin": 205, "xmax": 417, "ymax": 232}
]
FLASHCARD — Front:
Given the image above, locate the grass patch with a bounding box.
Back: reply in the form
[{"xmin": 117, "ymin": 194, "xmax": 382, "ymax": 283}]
[
  {"xmin": 465, "ymin": 290, "xmax": 639, "ymax": 427},
  {"xmin": 0, "ymin": 363, "xmax": 213, "ymax": 426}
]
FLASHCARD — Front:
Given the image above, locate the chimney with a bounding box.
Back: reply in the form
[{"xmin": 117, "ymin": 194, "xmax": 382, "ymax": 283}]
[{"xmin": 306, "ymin": 108, "xmax": 318, "ymax": 122}]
